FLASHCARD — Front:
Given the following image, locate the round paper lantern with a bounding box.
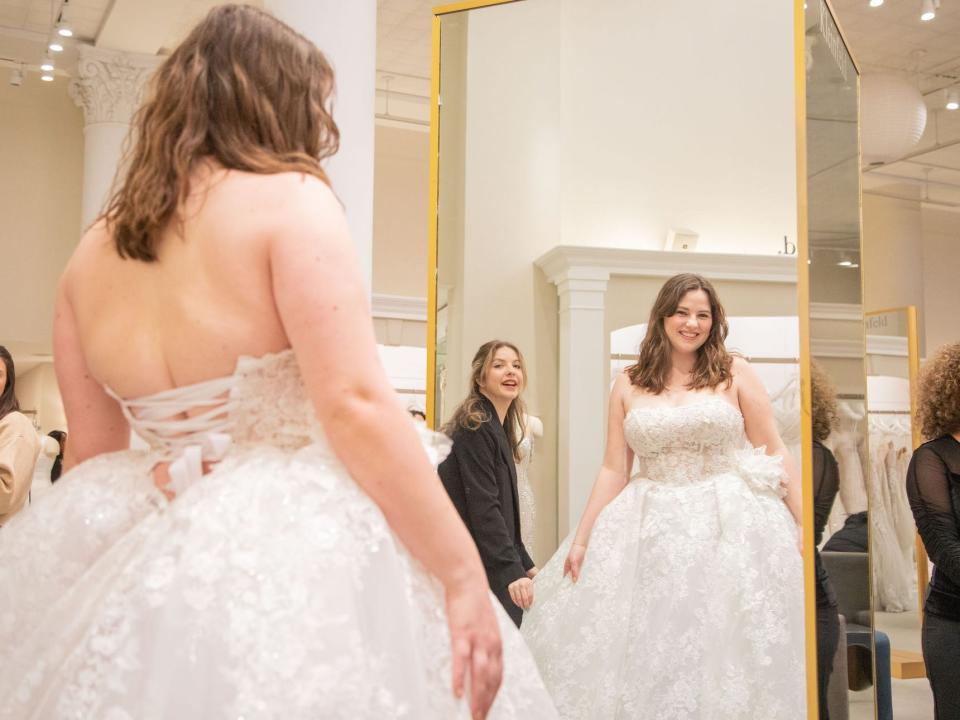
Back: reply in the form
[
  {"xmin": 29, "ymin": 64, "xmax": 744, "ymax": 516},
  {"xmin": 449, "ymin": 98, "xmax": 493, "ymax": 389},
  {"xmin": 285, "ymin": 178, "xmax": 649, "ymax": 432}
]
[{"xmin": 861, "ymin": 73, "xmax": 927, "ymax": 164}]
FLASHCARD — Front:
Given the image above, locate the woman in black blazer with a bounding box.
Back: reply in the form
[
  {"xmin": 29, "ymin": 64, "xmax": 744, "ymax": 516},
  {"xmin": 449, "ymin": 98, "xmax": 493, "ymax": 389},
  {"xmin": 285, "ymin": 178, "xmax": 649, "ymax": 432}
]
[
  {"xmin": 907, "ymin": 341, "xmax": 960, "ymax": 720},
  {"xmin": 439, "ymin": 340, "xmax": 537, "ymax": 627}
]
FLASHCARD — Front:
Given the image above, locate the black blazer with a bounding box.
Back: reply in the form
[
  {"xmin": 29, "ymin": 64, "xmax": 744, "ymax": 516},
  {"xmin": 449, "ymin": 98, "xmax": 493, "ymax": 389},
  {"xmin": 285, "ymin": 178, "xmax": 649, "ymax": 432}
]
[
  {"xmin": 907, "ymin": 435, "xmax": 960, "ymax": 621},
  {"xmin": 439, "ymin": 395, "xmax": 535, "ymax": 627}
]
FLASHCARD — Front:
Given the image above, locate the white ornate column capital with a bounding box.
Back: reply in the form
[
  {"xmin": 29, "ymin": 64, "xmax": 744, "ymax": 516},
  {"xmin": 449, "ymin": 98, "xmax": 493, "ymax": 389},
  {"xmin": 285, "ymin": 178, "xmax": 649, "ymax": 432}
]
[{"xmin": 69, "ymin": 45, "xmax": 162, "ymax": 126}]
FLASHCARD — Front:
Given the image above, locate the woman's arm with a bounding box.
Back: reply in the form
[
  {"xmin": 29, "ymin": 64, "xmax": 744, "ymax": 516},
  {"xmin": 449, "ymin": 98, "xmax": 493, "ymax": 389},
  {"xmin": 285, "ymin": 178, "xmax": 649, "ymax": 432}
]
[
  {"xmin": 907, "ymin": 447, "xmax": 960, "ymax": 586},
  {"xmin": 563, "ymin": 374, "xmax": 633, "ymax": 581},
  {"xmin": 268, "ymin": 176, "xmax": 500, "ymax": 716},
  {"xmin": 735, "ymin": 357, "xmax": 802, "ymax": 526},
  {"xmin": 53, "ymin": 269, "xmax": 130, "ymax": 473}
]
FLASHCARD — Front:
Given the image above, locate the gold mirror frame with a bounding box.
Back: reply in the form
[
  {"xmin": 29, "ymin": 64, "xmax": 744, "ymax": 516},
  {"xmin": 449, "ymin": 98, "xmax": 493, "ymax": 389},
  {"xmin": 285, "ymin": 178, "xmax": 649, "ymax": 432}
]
[{"xmin": 425, "ymin": 2, "xmax": 845, "ymax": 716}]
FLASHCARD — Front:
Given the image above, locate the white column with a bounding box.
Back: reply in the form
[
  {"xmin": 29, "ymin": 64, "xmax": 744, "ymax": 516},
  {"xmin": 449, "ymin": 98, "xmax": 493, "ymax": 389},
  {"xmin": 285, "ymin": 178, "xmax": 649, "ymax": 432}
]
[
  {"xmin": 69, "ymin": 45, "xmax": 160, "ymax": 230},
  {"xmin": 553, "ymin": 268, "xmax": 610, "ymax": 536},
  {"xmin": 264, "ymin": 0, "xmax": 376, "ymax": 290}
]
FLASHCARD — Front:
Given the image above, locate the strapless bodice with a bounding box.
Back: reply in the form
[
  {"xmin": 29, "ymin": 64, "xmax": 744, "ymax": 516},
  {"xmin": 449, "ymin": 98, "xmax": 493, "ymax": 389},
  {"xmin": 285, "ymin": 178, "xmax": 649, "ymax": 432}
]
[
  {"xmin": 106, "ymin": 349, "xmax": 448, "ymax": 493},
  {"xmin": 624, "ymin": 398, "xmax": 748, "ymax": 485}
]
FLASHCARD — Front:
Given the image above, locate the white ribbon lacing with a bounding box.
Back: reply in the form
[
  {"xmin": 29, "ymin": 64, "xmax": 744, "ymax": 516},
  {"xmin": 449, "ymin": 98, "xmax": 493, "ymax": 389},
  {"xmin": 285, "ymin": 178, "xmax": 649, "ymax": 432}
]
[{"xmin": 105, "ymin": 375, "xmax": 237, "ymax": 496}]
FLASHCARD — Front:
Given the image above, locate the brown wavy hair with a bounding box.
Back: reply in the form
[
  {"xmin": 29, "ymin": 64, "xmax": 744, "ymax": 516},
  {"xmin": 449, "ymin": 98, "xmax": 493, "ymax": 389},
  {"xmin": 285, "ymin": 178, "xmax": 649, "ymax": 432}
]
[
  {"xmin": 810, "ymin": 359, "xmax": 839, "ymax": 442},
  {"xmin": 917, "ymin": 341, "xmax": 960, "ymax": 440},
  {"xmin": 626, "ymin": 274, "xmax": 733, "ymax": 393},
  {"xmin": 102, "ymin": 4, "xmax": 339, "ymax": 261},
  {"xmin": 443, "ymin": 341, "xmax": 528, "ymax": 461},
  {"xmin": 0, "ymin": 346, "xmax": 20, "ymax": 420}
]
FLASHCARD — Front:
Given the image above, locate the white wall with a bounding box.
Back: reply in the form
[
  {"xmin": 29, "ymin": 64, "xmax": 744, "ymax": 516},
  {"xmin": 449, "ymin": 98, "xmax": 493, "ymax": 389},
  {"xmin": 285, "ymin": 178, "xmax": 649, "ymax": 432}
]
[
  {"xmin": 558, "ymin": 0, "xmax": 797, "ymax": 254},
  {"xmin": 372, "ymin": 125, "xmax": 430, "ymax": 300},
  {"xmin": 0, "ymin": 77, "xmax": 84, "ymax": 358},
  {"xmin": 861, "ymin": 192, "xmax": 960, "ymax": 357},
  {"xmin": 14, "ymin": 362, "xmax": 66, "ymax": 434},
  {"xmin": 921, "ymin": 207, "xmax": 960, "ymax": 356},
  {"xmin": 439, "ymin": 0, "xmax": 798, "ymax": 555}
]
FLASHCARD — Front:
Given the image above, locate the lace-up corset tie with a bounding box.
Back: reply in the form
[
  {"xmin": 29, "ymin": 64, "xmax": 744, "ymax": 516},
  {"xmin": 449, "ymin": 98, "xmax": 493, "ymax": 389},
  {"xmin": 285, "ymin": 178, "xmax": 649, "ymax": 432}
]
[{"xmin": 105, "ymin": 375, "xmax": 237, "ymax": 496}]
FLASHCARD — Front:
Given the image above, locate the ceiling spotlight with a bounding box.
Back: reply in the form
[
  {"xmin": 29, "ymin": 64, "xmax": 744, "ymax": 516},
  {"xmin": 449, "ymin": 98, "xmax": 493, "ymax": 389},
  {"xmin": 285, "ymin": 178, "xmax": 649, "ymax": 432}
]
[
  {"xmin": 869, "ymin": 0, "xmax": 884, "ymax": 6},
  {"xmin": 40, "ymin": 72, "xmax": 55, "ymax": 82},
  {"xmin": 48, "ymin": 38, "xmax": 64, "ymax": 52},
  {"xmin": 56, "ymin": 2, "xmax": 73, "ymax": 37},
  {"xmin": 921, "ymin": 0, "xmax": 936, "ymax": 21},
  {"xmin": 40, "ymin": 56, "xmax": 55, "ymax": 72},
  {"xmin": 947, "ymin": 89, "xmax": 960, "ymax": 110}
]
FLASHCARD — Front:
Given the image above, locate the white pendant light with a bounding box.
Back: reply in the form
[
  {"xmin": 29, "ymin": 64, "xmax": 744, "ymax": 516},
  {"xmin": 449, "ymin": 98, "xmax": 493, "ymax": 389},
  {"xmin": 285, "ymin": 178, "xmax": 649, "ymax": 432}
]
[
  {"xmin": 40, "ymin": 72, "xmax": 55, "ymax": 82},
  {"xmin": 48, "ymin": 38, "xmax": 64, "ymax": 53},
  {"xmin": 921, "ymin": 0, "xmax": 936, "ymax": 21},
  {"xmin": 40, "ymin": 56, "xmax": 55, "ymax": 72},
  {"xmin": 861, "ymin": 73, "xmax": 928, "ymax": 164},
  {"xmin": 947, "ymin": 89, "xmax": 960, "ymax": 111},
  {"xmin": 869, "ymin": 0, "xmax": 884, "ymax": 7}
]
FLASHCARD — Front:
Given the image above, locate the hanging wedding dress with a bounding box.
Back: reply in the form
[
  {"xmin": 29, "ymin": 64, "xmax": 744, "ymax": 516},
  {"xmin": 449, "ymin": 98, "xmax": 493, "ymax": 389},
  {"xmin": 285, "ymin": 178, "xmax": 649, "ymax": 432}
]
[
  {"xmin": 516, "ymin": 434, "xmax": 536, "ymax": 555},
  {"xmin": 521, "ymin": 397, "xmax": 806, "ymax": 719},
  {"xmin": 0, "ymin": 350, "xmax": 557, "ymax": 720}
]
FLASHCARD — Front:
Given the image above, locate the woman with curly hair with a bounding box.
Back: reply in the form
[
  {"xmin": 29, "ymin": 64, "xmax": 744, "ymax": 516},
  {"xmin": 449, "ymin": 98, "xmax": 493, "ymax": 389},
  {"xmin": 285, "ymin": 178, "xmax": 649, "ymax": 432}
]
[
  {"xmin": 810, "ymin": 360, "xmax": 842, "ymax": 719},
  {"xmin": 907, "ymin": 341, "xmax": 960, "ymax": 720},
  {"xmin": 521, "ymin": 273, "xmax": 806, "ymax": 719}
]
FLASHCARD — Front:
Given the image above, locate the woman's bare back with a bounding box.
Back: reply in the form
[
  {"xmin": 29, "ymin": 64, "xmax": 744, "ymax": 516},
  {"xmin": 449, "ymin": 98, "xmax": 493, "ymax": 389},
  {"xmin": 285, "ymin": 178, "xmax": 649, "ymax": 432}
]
[{"xmin": 65, "ymin": 165, "xmax": 313, "ymax": 399}]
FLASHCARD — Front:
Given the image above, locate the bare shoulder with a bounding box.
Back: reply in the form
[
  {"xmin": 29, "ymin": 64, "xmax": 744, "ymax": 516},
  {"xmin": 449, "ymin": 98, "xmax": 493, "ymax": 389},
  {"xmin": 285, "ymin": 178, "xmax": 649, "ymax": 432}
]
[
  {"xmin": 61, "ymin": 220, "xmax": 113, "ymax": 292},
  {"xmin": 729, "ymin": 355, "xmax": 757, "ymax": 382},
  {"xmin": 244, "ymin": 172, "xmax": 341, "ymax": 223},
  {"xmin": 611, "ymin": 371, "xmax": 633, "ymax": 409}
]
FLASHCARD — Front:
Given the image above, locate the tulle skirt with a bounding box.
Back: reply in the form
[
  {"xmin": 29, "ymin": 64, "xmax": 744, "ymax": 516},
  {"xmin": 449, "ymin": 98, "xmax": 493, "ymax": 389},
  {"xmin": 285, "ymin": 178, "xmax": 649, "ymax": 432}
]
[{"xmin": 0, "ymin": 444, "xmax": 557, "ymax": 719}]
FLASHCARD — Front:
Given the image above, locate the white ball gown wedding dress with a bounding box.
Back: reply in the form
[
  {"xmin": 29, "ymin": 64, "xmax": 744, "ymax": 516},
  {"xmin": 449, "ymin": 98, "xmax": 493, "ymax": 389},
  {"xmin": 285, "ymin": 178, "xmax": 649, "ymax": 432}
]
[
  {"xmin": 0, "ymin": 350, "xmax": 557, "ymax": 720},
  {"xmin": 520, "ymin": 397, "xmax": 806, "ymax": 719}
]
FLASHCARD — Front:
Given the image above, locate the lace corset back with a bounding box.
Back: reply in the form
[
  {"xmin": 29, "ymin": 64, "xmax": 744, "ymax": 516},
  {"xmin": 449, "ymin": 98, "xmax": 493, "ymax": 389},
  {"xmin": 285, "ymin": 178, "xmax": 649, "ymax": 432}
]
[
  {"xmin": 106, "ymin": 350, "xmax": 319, "ymax": 492},
  {"xmin": 625, "ymin": 398, "xmax": 746, "ymax": 485}
]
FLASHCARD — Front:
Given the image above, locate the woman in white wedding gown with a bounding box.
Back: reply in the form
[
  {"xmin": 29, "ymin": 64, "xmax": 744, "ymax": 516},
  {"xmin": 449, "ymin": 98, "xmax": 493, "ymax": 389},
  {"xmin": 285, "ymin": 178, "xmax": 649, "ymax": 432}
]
[
  {"xmin": 521, "ymin": 274, "xmax": 806, "ymax": 719},
  {"xmin": 0, "ymin": 6, "xmax": 556, "ymax": 719}
]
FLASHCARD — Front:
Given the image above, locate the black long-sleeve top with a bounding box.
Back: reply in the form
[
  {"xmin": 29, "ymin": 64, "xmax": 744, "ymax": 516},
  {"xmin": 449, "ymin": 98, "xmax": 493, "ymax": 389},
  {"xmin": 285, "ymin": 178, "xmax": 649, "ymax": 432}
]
[
  {"xmin": 438, "ymin": 395, "xmax": 534, "ymax": 626},
  {"xmin": 813, "ymin": 440, "xmax": 840, "ymax": 608},
  {"xmin": 906, "ymin": 435, "xmax": 960, "ymax": 621}
]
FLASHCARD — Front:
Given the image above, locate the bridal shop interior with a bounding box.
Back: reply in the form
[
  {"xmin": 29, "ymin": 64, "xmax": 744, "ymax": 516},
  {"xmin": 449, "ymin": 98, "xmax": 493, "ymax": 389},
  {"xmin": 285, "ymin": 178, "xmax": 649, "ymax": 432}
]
[{"xmin": 2, "ymin": 0, "xmax": 959, "ymax": 718}]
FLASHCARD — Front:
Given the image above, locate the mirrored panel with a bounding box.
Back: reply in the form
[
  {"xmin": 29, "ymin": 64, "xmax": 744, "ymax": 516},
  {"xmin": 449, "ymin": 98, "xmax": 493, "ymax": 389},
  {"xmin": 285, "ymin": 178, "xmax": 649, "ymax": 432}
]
[
  {"xmin": 432, "ymin": 0, "xmax": 812, "ymax": 714},
  {"xmin": 805, "ymin": 1, "xmax": 876, "ymax": 718},
  {"xmin": 865, "ymin": 307, "xmax": 931, "ymax": 718}
]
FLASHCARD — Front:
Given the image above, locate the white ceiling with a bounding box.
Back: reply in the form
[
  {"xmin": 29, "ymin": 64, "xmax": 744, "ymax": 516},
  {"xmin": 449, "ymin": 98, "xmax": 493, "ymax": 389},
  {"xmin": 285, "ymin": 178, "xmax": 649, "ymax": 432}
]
[
  {"xmin": 831, "ymin": 0, "xmax": 960, "ymax": 208},
  {"xmin": 377, "ymin": 0, "xmax": 433, "ymax": 82},
  {"xmin": 3, "ymin": 1, "xmax": 957, "ymax": 203}
]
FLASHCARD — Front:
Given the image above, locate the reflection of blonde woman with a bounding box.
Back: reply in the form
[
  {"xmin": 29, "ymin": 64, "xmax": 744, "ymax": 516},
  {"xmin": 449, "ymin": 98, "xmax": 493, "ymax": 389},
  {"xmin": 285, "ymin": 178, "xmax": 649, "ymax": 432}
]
[
  {"xmin": 0, "ymin": 346, "xmax": 39, "ymax": 526},
  {"xmin": 521, "ymin": 273, "xmax": 805, "ymax": 719},
  {"xmin": 439, "ymin": 341, "xmax": 538, "ymax": 629},
  {"xmin": 907, "ymin": 341, "xmax": 960, "ymax": 720}
]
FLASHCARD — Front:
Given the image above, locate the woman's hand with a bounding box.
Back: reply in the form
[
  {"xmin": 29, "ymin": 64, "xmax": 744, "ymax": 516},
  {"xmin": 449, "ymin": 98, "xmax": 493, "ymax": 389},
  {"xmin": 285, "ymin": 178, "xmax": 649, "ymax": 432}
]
[
  {"xmin": 796, "ymin": 522, "xmax": 804, "ymax": 556},
  {"xmin": 151, "ymin": 462, "xmax": 176, "ymax": 501},
  {"xmin": 526, "ymin": 566, "xmax": 539, "ymax": 579},
  {"xmin": 445, "ymin": 581, "xmax": 503, "ymax": 720},
  {"xmin": 508, "ymin": 577, "xmax": 534, "ymax": 609},
  {"xmin": 563, "ymin": 542, "xmax": 587, "ymax": 582}
]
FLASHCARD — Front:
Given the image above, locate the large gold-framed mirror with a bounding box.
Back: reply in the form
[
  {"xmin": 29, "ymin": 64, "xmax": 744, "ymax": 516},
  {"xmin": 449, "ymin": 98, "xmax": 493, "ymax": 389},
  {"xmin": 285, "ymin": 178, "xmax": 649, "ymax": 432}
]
[
  {"xmin": 428, "ymin": 0, "xmax": 821, "ymax": 716},
  {"xmin": 802, "ymin": 1, "xmax": 881, "ymax": 718}
]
